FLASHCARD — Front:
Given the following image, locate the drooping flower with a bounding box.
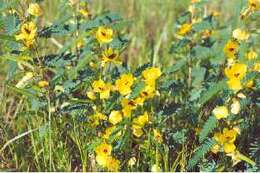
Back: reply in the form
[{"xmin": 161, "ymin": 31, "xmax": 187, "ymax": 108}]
[
  {"xmin": 115, "ymin": 73, "xmax": 135, "ymax": 96},
  {"xmin": 212, "ymin": 106, "xmax": 229, "ymax": 119},
  {"xmin": 28, "ymin": 3, "xmax": 43, "ymax": 17},
  {"xmin": 223, "ymin": 40, "xmax": 239, "ymax": 59},
  {"xmin": 232, "ymin": 28, "xmax": 250, "ymax": 41},
  {"xmin": 92, "ymin": 79, "xmax": 111, "ymax": 99},
  {"xmin": 151, "ymin": 164, "xmax": 162, "ymax": 172},
  {"xmin": 96, "ymin": 26, "xmax": 113, "ymax": 43},
  {"xmin": 109, "ymin": 110, "xmax": 123, "ymax": 125}
]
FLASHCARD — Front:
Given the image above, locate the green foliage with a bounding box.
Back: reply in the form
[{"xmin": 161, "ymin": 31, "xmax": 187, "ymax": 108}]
[
  {"xmin": 199, "ymin": 116, "xmax": 217, "ymax": 143},
  {"xmin": 187, "ymin": 138, "xmax": 216, "ymax": 170}
]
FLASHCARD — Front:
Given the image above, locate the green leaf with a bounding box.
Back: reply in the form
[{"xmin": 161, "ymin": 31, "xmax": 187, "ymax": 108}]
[
  {"xmin": 198, "ymin": 80, "xmax": 226, "ymax": 106},
  {"xmin": 128, "ymin": 81, "xmax": 145, "ymax": 99},
  {"xmin": 188, "ymin": 138, "xmax": 216, "ymax": 170},
  {"xmin": 164, "ymin": 58, "xmax": 187, "ymax": 74},
  {"xmin": 199, "ymin": 116, "xmax": 217, "ymax": 143}
]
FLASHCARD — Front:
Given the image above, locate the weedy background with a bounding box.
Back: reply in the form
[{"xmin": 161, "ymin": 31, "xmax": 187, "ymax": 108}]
[{"xmin": 0, "ymin": 0, "xmax": 259, "ymax": 171}]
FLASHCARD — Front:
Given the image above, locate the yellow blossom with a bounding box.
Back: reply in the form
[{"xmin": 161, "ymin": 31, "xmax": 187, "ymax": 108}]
[
  {"xmin": 95, "ymin": 143, "xmax": 112, "ymax": 156},
  {"xmin": 96, "ymin": 26, "xmax": 113, "ymax": 43},
  {"xmin": 248, "ymin": 0, "xmax": 260, "ymax": 10},
  {"xmin": 151, "ymin": 164, "xmax": 162, "ymax": 172},
  {"xmin": 38, "ymin": 80, "xmax": 49, "ymax": 88},
  {"xmin": 115, "ymin": 73, "xmax": 135, "ymax": 96},
  {"xmin": 178, "ymin": 23, "xmax": 192, "ymax": 35},
  {"xmin": 15, "ymin": 22, "xmax": 37, "ymax": 48},
  {"xmin": 106, "ymin": 156, "xmax": 120, "ymax": 171},
  {"xmin": 16, "ymin": 72, "xmax": 34, "ymax": 88},
  {"xmin": 28, "ymin": 3, "xmax": 43, "ymax": 17},
  {"xmin": 225, "ymin": 63, "xmax": 247, "ymax": 80},
  {"xmin": 79, "ymin": 9, "xmax": 89, "ymax": 17},
  {"xmin": 128, "ymin": 157, "xmax": 136, "ymax": 167},
  {"xmin": 211, "ymin": 144, "xmax": 221, "ymax": 154},
  {"xmin": 212, "ymin": 106, "xmax": 229, "ymax": 119},
  {"xmin": 142, "ymin": 67, "xmax": 162, "ymax": 85},
  {"xmin": 246, "ymin": 50, "xmax": 257, "ymax": 60},
  {"xmin": 133, "ymin": 112, "xmax": 149, "ymax": 127},
  {"xmin": 153, "ymin": 129, "xmax": 163, "ymax": 143},
  {"xmin": 223, "ymin": 40, "xmax": 239, "ymax": 59},
  {"xmin": 227, "ymin": 79, "xmax": 242, "ymax": 91},
  {"xmin": 101, "ymin": 48, "xmax": 121, "ymax": 66},
  {"xmin": 109, "ymin": 110, "xmax": 123, "ymax": 125},
  {"xmin": 245, "ymin": 80, "xmax": 254, "ymax": 88},
  {"xmin": 96, "ymin": 154, "xmax": 108, "ymax": 167},
  {"xmin": 132, "ymin": 125, "xmax": 144, "ymax": 138},
  {"xmin": 232, "ymin": 28, "xmax": 250, "ymax": 41},
  {"xmin": 121, "ymin": 98, "xmax": 137, "ymax": 117},
  {"xmin": 224, "ymin": 143, "xmax": 236, "ymax": 153},
  {"xmin": 92, "ymin": 79, "xmax": 111, "ymax": 99},
  {"xmin": 231, "ymin": 99, "xmax": 240, "ymax": 115},
  {"xmin": 253, "ymin": 63, "xmax": 260, "ymax": 72},
  {"xmin": 87, "ymin": 91, "xmax": 96, "ymax": 100}
]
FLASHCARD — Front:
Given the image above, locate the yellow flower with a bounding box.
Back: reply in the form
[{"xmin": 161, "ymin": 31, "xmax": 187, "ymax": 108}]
[
  {"xmin": 79, "ymin": 9, "xmax": 89, "ymax": 17},
  {"xmin": 153, "ymin": 129, "xmax": 163, "ymax": 143},
  {"xmin": 224, "ymin": 143, "xmax": 236, "ymax": 154},
  {"xmin": 109, "ymin": 110, "xmax": 123, "ymax": 125},
  {"xmin": 96, "ymin": 154, "xmax": 108, "ymax": 167},
  {"xmin": 245, "ymin": 80, "xmax": 254, "ymax": 88},
  {"xmin": 246, "ymin": 50, "xmax": 257, "ymax": 60},
  {"xmin": 213, "ymin": 128, "xmax": 238, "ymax": 154},
  {"xmin": 121, "ymin": 98, "xmax": 137, "ymax": 117},
  {"xmin": 128, "ymin": 157, "xmax": 136, "ymax": 167},
  {"xmin": 96, "ymin": 26, "xmax": 113, "ymax": 43},
  {"xmin": 132, "ymin": 125, "xmax": 144, "ymax": 138},
  {"xmin": 28, "ymin": 3, "xmax": 43, "ymax": 17},
  {"xmin": 142, "ymin": 67, "xmax": 162, "ymax": 85},
  {"xmin": 223, "ymin": 40, "xmax": 239, "ymax": 59},
  {"xmin": 115, "ymin": 73, "xmax": 135, "ymax": 96},
  {"xmin": 211, "ymin": 144, "xmax": 221, "ymax": 154},
  {"xmin": 15, "ymin": 22, "xmax": 37, "ymax": 48},
  {"xmin": 106, "ymin": 156, "xmax": 120, "ymax": 171},
  {"xmin": 212, "ymin": 106, "xmax": 229, "ymax": 119},
  {"xmin": 95, "ymin": 143, "xmax": 112, "ymax": 156},
  {"xmin": 89, "ymin": 112, "xmax": 107, "ymax": 127},
  {"xmin": 248, "ymin": 0, "xmax": 260, "ymax": 10},
  {"xmin": 225, "ymin": 63, "xmax": 247, "ymax": 80},
  {"xmin": 101, "ymin": 48, "xmax": 121, "ymax": 66},
  {"xmin": 133, "ymin": 112, "xmax": 149, "ymax": 127},
  {"xmin": 253, "ymin": 63, "xmax": 260, "ymax": 72},
  {"xmin": 92, "ymin": 79, "xmax": 111, "ymax": 99},
  {"xmin": 227, "ymin": 79, "xmax": 242, "ymax": 91},
  {"xmin": 230, "ymin": 99, "xmax": 240, "ymax": 115},
  {"xmin": 103, "ymin": 126, "xmax": 121, "ymax": 139},
  {"xmin": 151, "ymin": 164, "xmax": 162, "ymax": 172},
  {"xmin": 86, "ymin": 91, "xmax": 96, "ymax": 100},
  {"xmin": 16, "ymin": 72, "xmax": 34, "ymax": 88},
  {"xmin": 223, "ymin": 128, "xmax": 238, "ymax": 143},
  {"xmin": 232, "ymin": 28, "xmax": 250, "ymax": 41},
  {"xmin": 38, "ymin": 80, "xmax": 49, "ymax": 88},
  {"xmin": 177, "ymin": 23, "xmax": 192, "ymax": 35}
]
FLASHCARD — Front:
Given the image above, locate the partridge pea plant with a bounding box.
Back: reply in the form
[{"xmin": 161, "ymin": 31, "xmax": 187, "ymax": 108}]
[{"xmin": 0, "ymin": 0, "xmax": 259, "ymax": 172}]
